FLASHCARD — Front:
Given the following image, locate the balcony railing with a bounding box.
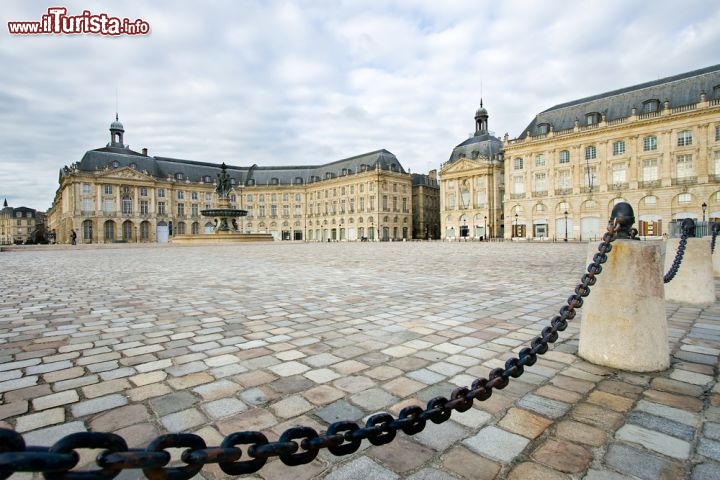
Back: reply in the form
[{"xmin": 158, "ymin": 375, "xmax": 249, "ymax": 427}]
[
  {"xmin": 531, "ymin": 191, "xmax": 548, "ymax": 198},
  {"xmin": 609, "ymin": 183, "xmax": 628, "ymax": 191},
  {"xmin": 509, "ymin": 193, "xmax": 525, "ymax": 200},
  {"xmin": 554, "ymin": 188, "xmax": 572, "ymax": 196},
  {"xmin": 639, "ymin": 180, "xmax": 661, "ymax": 189},
  {"xmin": 672, "ymin": 176, "xmax": 697, "ymax": 186}
]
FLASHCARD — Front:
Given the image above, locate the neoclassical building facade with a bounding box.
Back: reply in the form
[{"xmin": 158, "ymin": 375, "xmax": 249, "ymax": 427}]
[
  {"xmin": 1, "ymin": 199, "xmax": 43, "ymax": 245},
  {"xmin": 47, "ymin": 118, "xmax": 413, "ymax": 244},
  {"xmin": 439, "ymin": 102, "xmax": 505, "ymax": 240},
  {"xmin": 503, "ymin": 64, "xmax": 720, "ymax": 240}
]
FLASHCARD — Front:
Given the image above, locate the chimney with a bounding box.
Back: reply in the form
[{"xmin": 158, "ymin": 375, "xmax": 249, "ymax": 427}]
[{"xmin": 142, "ymin": 148, "xmax": 148, "ymax": 156}]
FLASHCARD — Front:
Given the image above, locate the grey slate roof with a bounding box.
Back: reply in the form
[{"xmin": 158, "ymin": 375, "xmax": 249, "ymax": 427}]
[
  {"xmin": 66, "ymin": 146, "xmax": 405, "ymax": 186},
  {"xmin": 520, "ymin": 64, "xmax": 720, "ymax": 138},
  {"xmin": 446, "ymin": 132, "xmax": 503, "ymax": 164}
]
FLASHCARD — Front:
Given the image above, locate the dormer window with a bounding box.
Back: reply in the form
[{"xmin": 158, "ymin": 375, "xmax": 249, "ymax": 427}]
[
  {"xmin": 175, "ymin": 172, "xmax": 184, "ymax": 181},
  {"xmin": 230, "ymin": 178, "xmax": 236, "ymax": 185},
  {"xmin": 247, "ymin": 179, "xmax": 255, "ymax": 186},
  {"xmin": 295, "ymin": 177, "xmax": 303, "ymax": 185},
  {"xmin": 203, "ymin": 175, "xmax": 212, "ymax": 183},
  {"xmin": 325, "ymin": 172, "xmax": 333, "ymax": 179},
  {"xmin": 713, "ymin": 85, "xmax": 720, "ymax": 99},
  {"xmin": 586, "ymin": 112, "xmax": 601, "ymax": 125},
  {"xmin": 112, "ymin": 161, "xmax": 120, "ymax": 168},
  {"xmin": 536, "ymin": 123, "xmax": 550, "ymax": 135},
  {"xmin": 360, "ymin": 164, "xmax": 368, "ymax": 172},
  {"xmin": 271, "ymin": 178, "xmax": 279, "ymax": 185},
  {"xmin": 642, "ymin": 99, "xmax": 660, "ymax": 113},
  {"xmin": 129, "ymin": 163, "xmax": 137, "ymax": 169}
]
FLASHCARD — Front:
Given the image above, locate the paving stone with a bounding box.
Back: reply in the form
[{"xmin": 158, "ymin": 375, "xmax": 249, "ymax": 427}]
[
  {"xmin": 192, "ymin": 379, "xmax": 241, "ymax": 401},
  {"xmin": 698, "ymin": 438, "xmax": 720, "ymax": 462},
  {"xmin": 350, "ymin": 387, "xmax": 399, "ymax": 411},
  {"xmin": 71, "ymin": 394, "xmax": 127, "ymax": 417},
  {"xmin": 32, "ymin": 390, "xmax": 79, "ymax": 411},
  {"xmin": 368, "ymin": 436, "xmax": 435, "ymax": 474},
  {"xmin": 149, "ymin": 391, "xmax": 198, "ymax": 416},
  {"xmin": 462, "ymin": 426, "xmax": 530, "ymax": 462},
  {"xmin": 605, "ymin": 442, "xmax": 684, "ymax": 480},
  {"xmin": 517, "ymin": 393, "xmax": 571, "ymax": 419},
  {"xmin": 413, "ymin": 420, "xmax": 466, "ymax": 451},
  {"xmin": 202, "ymin": 398, "xmax": 248, "ymax": 419},
  {"xmin": 555, "ymin": 420, "xmax": 607, "ymax": 446},
  {"xmin": 507, "ymin": 462, "xmax": 570, "ymax": 480},
  {"xmin": 616, "ymin": 424, "xmax": 691, "ymax": 459},
  {"xmin": 303, "ymin": 385, "xmax": 345, "ymax": 405},
  {"xmin": 587, "ymin": 390, "xmax": 635, "ymax": 412},
  {"xmin": 499, "ymin": 407, "xmax": 553, "ymax": 439},
  {"xmin": 627, "ymin": 411, "xmax": 696, "ymax": 441},
  {"xmin": 325, "ymin": 456, "xmax": 399, "ymax": 480},
  {"xmin": 0, "ymin": 401, "xmax": 28, "ymax": 420},
  {"xmin": 405, "ymin": 468, "xmax": 460, "ymax": 480},
  {"xmin": 89, "ymin": 404, "xmax": 152, "ymax": 431},
  {"xmin": 635, "ymin": 399, "xmax": 700, "ymax": 426},
  {"xmin": 442, "ymin": 446, "xmax": 501, "ymax": 480},
  {"xmin": 23, "ymin": 421, "xmax": 86, "ymax": 446},
  {"xmin": 269, "ymin": 395, "xmax": 313, "ymax": 418},
  {"xmin": 572, "ymin": 403, "xmax": 625, "ymax": 430},
  {"xmin": 692, "ymin": 462, "xmax": 720, "ymax": 480},
  {"xmin": 160, "ymin": 408, "xmax": 207, "ymax": 432},
  {"xmin": 315, "ymin": 400, "xmax": 364, "ymax": 423},
  {"xmin": 15, "ymin": 407, "xmax": 65, "ymax": 432}
]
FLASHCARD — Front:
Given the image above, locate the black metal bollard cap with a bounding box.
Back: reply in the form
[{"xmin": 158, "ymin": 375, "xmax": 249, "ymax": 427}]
[
  {"xmin": 681, "ymin": 218, "xmax": 696, "ymax": 238},
  {"xmin": 610, "ymin": 202, "xmax": 637, "ymax": 240}
]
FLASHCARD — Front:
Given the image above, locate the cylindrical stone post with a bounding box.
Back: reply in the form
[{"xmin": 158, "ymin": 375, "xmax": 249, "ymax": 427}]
[
  {"xmin": 664, "ymin": 237, "xmax": 715, "ymax": 304},
  {"xmin": 579, "ymin": 240, "xmax": 669, "ymax": 372}
]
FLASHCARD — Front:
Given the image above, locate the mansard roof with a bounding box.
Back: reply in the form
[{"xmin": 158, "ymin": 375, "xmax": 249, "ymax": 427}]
[
  {"xmin": 520, "ymin": 63, "xmax": 720, "ymax": 138},
  {"xmin": 65, "ymin": 145, "xmax": 405, "ymax": 187}
]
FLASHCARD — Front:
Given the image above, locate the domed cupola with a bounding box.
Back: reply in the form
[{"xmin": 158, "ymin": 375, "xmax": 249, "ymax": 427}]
[
  {"xmin": 474, "ymin": 99, "xmax": 489, "ymax": 135},
  {"xmin": 109, "ymin": 114, "xmax": 125, "ymax": 148}
]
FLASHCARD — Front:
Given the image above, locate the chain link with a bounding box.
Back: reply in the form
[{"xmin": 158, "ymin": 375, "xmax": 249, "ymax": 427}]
[
  {"xmin": 0, "ymin": 221, "xmax": 620, "ymax": 480},
  {"xmin": 663, "ymin": 220, "xmax": 693, "ymax": 284}
]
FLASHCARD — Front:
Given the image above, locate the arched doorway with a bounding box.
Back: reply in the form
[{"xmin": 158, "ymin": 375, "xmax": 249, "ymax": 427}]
[
  {"xmin": 82, "ymin": 219, "xmax": 93, "ymax": 244},
  {"xmin": 104, "ymin": 220, "xmax": 115, "ymax": 243}
]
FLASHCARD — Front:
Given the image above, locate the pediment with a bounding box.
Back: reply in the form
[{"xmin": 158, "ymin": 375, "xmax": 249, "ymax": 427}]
[
  {"xmin": 98, "ymin": 167, "xmax": 154, "ymax": 181},
  {"xmin": 440, "ymin": 158, "xmax": 483, "ymax": 174}
]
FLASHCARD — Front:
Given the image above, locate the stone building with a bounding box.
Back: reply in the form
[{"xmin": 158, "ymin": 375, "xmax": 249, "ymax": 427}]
[
  {"xmin": 439, "ymin": 101, "xmax": 505, "ymax": 240},
  {"xmin": 0, "ymin": 199, "xmax": 44, "ymax": 245},
  {"xmin": 46, "ymin": 118, "xmax": 413, "ymax": 243},
  {"xmin": 411, "ymin": 170, "xmax": 440, "ymax": 239},
  {"xmin": 503, "ymin": 64, "xmax": 720, "ymax": 240}
]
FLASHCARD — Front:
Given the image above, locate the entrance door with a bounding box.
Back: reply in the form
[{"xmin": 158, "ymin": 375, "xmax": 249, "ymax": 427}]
[{"xmin": 156, "ymin": 222, "xmax": 169, "ymax": 243}]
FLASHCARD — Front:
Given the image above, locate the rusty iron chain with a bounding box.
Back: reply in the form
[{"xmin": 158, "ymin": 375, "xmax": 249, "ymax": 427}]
[
  {"xmin": 0, "ymin": 221, "xmax": 620, "ymax": 480},
  {"xmin": 663, "ymin": 220, "xmax": 693, "ymax": 284}
]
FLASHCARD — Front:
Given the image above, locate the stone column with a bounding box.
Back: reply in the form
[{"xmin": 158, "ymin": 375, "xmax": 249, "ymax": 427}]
[
  {"xmin": 579, "ymin": 240, "xmax": 669, "ymax": 372},
  {"xmin": 664, "ymin": 237, "xmax": 715, "ymax": 304}
]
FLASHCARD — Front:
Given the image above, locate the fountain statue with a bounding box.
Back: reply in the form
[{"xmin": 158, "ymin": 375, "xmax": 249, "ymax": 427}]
[{"xmin": 172, "ymin": 163, "xmax": 273, "ymax": 244}]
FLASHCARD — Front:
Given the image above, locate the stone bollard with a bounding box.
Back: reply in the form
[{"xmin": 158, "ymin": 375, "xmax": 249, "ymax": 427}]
[
  {"xmin": 579, "ymin": 240, "xmax": 669, "ymax": 371},
  {"xmin": 578, "ymin": 202, "xmax": 669, "ymax": 372},
  {"xmin": 664, "ymin": 236, "xmax": 715, "ymax": 304}
]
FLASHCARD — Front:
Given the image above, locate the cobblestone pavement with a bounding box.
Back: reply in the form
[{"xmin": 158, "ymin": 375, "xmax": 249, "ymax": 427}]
[{"xmin": 0, "ymin": 241, "xmax": 718, "ymax": 479}]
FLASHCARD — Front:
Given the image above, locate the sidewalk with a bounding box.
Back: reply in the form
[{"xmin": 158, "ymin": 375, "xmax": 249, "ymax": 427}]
[{"xmin": 0, "ymin": 242, "xmax": 717, "ymax": 479}]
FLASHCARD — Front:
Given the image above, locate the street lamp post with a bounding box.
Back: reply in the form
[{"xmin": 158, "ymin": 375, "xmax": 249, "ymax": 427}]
[
  {"xmin": 702, "ymin": 202, "xmax": 707, "ymax": 222},
  {"xmin": 564, "ymin": 210, "xmax": 568, "ymax": 242},
  {"xmin": 484, "ymin": 215, "xmax": 487, "ymax": 240},
  {"xmin": 702, "ymin": 202, "xmax": 708, "ymax": 236},
  {"xmin": 514, "ymin": 213, "xmax": 518, "ymax": 238}
]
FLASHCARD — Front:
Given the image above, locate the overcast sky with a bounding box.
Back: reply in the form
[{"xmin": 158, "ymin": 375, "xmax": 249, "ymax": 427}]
[{"xmin": 1, "ymin": 0, "xmax": 719, "ymax": 210}]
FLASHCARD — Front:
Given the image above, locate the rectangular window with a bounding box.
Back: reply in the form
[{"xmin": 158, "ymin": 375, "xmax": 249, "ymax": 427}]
[
  {"xmin": 82, "ymin": 183, "xmax": 91, "ymax": 194},
  {"xmin": 157, "ymin": 188, "xmax": 165, "ymax": 198},
  {"xmin": 205, "ymin": 193, "xmax": 212, "ymax": 202},
  {"xmin": 559, "ymin": 150, "xmax": 570, "ymax": 164},
  {"xmin": 678, "ymin": 193, "xmax": 692, "ymax": 204},
  {"xmin": 140, "ymin": 187, "xmax": 148, "ymax": 197},
  {"xmin": 360, "ymin": 197, "xmax": 365, "ymax": 211},
  {"xmin": 177, "ymin": 203, "xmax": 185, "ymax": 216},
  {"xmin": 642, "ymin": 159, "xmax": 658, "ymax": 181},
  {"xmin": 259, "ymin": 206, "xmax": 265, "ymax": 217},
  {"xmin": 283, "ymin": 205, "xmax": 289, "ymax": 216},
  {"xmin": 535, "ymin": 155, "xmax": 545, "ymax": 167},
  {"xmin": 715, "ymin": 151, "xmax": 720, "ymax": 174},
  {"xmin": 104, "ymin": 185, "xmax": 113, "ymax": 195},
  {"xmin": 271, "ymin": 205, "xmax": 277, "ymax": 216},
  {"xmin": 513, "ymin": 158, "xmax": 524, "ymax": 170},
  {"xmin": 584, "ymin": 167, "xmax": 597, "ymax": 188},
  {"xmin": 246, "ymin": 194, "xmax": 253, "ymax": 203},
  {"xmin": 402, "ymin": 198, "xmax": 407, "ymax": 212},
  {"xmin": 533, "ymin": 173, "xmax": 547, "ymax": 192},
  {"xmin": 676, "ymin": 154, "xmax": 693, "ymax": 178},
  {"xmin": 585, "ymin": 146, "xmax": 597, "ymax": 160},
  {"xmin": 283, "ymin": 193, "xmax": 289, "ymax": 201},
  {"xmin": 259, "ymin": 194, "xmax": 265, "ymax": 203},
  {"xmin": 716, "ymin": 126, "xmax": 720, "ymax": 141},
  {"xmin": 677, "ymin": 130, "xmax": 693, "ymax": 147},
  {"xmin": 122, "ymin": 198, "xmax": 132, "ymax": 214},
  {"xmin": 82, "ymin": 198, "xmax": 92, "ymax": 212},
  {"xmin": 295, "ymin": 193, "xmax": 301, "ymax": 202},
  {"xmin": 643, "ymin": 136, "xmax": 658, "ymax": 151},
  {"xmin": 612, "ymin": 164, "xmax": 627, "ymax": 184},
  {"xmin": 612, "ymin": 141, "xmax": 625, "ymax": 156},
  {"xmin": 295, "ymin": 205, "xmax": 302, "ymax": 216},
  {"xmin": 191, "ymin": 204, "xmax": 199, "ymax": 217},
  {"xmin": 157, "ymin": 202, "xmax": 166, "ymax": 215},
  {"xmin": 271, "ymin": 194, "xmax": 277, "ymax": 202},
  {"xmin": 140, "ymin": 200, "xmax": 149, "ymax": 215},
  {"xmin": 177, "ymin": 191, "xmax": 184, "ymax": 200},
  {"xmin": 513, "ymin": 175, "xmax": 524, "ymax": 194},
  {"xmin": 369, "ymin": 196, "xmax": 375, "ymax": 210},
  {"xmin": 349, "ymin": 199, "xmax": 355, "ymax": 212},
  {"xmin": 103, "ymin": 199, "xmax": 114, "ymax": 213},
  {"xmin": 191, "ymin": 192, "xmax": 198, "ymax": 200},
  {"xmin": 447, "ymin": 194, "xmax": 455, "ymax": 208},
  {"xmin": 383, "ymin": 196, "xmax": 388, "ymax": 211}
]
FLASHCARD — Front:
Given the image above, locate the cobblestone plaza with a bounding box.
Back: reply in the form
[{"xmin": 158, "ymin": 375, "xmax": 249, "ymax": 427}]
[{"xmin": 0, "ymin": 241, "xmax": 719, "ymax": 479}]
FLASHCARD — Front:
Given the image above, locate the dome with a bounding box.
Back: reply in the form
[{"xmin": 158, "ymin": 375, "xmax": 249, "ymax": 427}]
[
  {"xmin": 475, "ymin": 106, "xmax": 488, "ymax": 117},
  {"xmin": 110, "ymin": 114, "xmax": 124, "ymax": 132}
]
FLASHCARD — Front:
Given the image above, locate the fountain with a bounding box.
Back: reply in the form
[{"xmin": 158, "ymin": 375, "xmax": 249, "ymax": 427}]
[{"xmin": 172, "ymin": 163, "xmax": 273, "ymax": 244}]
